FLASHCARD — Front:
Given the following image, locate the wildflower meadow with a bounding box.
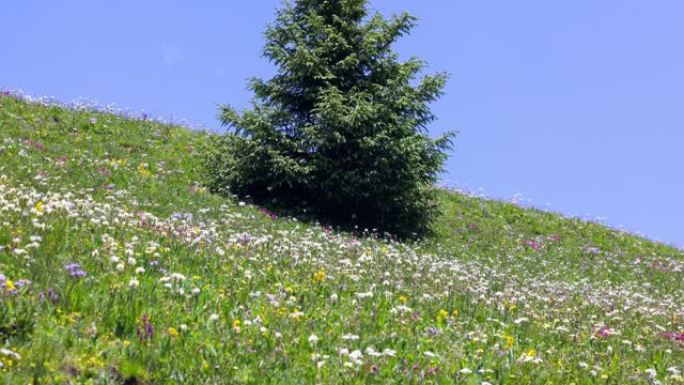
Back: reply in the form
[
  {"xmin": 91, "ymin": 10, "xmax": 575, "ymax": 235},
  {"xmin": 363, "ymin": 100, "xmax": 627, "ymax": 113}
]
[{"xmin": 0, "ymin": 90, "xmax": 683, "ymax": 383}]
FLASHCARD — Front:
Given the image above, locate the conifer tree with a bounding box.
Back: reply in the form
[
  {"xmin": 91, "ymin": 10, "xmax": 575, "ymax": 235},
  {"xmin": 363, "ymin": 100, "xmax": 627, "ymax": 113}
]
[{"xmin": 204, "ymin": 0, "xmax": 455, "ymax": 237}]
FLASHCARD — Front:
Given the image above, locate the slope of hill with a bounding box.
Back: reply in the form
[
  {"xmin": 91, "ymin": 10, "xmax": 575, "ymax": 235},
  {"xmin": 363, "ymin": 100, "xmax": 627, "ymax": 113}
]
[{"xmin": 1, "ymin": 93, "xmax": 682, "ymax": 384}]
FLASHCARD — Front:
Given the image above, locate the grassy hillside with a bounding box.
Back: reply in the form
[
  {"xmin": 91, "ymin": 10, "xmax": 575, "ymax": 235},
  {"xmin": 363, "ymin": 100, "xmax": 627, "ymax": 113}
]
[{"xmin": 0, "ymin": 93, "xmax": 682, "ymax": 384}]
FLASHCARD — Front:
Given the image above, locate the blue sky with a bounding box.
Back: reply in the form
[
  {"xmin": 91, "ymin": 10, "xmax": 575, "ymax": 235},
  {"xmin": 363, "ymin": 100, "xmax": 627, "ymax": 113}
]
[{"xmin": 2, "ymin": 1, "xmax": 683, "ymax": 247}]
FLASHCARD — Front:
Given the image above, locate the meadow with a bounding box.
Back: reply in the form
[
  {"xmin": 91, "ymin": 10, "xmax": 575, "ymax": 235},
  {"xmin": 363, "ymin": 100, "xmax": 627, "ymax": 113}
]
[{"xmin": 0, "ymin": 91, "xmax": 682, "ymax": 384}]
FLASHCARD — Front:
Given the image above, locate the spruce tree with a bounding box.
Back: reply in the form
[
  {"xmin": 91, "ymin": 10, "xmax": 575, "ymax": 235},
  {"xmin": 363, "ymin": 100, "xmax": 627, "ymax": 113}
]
[{"xmin": 203, "ymin": 0, "xmax": 455, "ymax": 237}]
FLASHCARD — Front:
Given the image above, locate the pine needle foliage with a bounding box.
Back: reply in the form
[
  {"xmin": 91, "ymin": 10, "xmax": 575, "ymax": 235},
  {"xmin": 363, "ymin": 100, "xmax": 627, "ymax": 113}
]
[{"xmin": 203, "ymin": 0, "xmax": 455, "ymax": 237}]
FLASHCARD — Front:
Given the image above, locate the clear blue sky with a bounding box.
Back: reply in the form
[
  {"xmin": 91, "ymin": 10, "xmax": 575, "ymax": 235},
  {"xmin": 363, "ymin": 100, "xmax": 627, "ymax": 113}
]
[{"xmin": 2, "ymin": 1, "xmax": 683, "ymax": 247}]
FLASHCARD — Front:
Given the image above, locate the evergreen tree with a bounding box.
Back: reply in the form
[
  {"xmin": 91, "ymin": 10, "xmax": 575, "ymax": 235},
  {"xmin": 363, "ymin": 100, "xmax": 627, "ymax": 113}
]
[{"xmin": 204, "ymin": 0, "xmax": 455, "ymax": 237}]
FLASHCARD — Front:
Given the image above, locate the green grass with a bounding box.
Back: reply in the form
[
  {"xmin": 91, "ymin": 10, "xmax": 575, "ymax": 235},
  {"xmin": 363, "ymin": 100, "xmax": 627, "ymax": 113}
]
[{"xmin": 0, "ymin": 94, "xmax": 683, "ymax": 384}]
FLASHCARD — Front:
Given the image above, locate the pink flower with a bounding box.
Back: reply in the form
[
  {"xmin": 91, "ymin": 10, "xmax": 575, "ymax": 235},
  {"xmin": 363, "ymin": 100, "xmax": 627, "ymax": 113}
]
[
  {"xmin": 523, "ymin": 239, "xmax": 542, "ymax": 251},
  {"xmin": 595, "ymin": 325, "xmax": 616, "ymax": 338},
  {"xmin": 661, "ymin": 332, "xmax": 684, "ymax": 342}
]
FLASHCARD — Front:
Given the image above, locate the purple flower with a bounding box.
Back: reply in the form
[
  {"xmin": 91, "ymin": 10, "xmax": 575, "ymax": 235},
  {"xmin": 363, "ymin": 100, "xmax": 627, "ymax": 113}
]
[
  {"xmin": 15, "ymin": 279, "xmax": 31, "ymax": 288},
  {"xmin": 584, "ymin": 246, "xmax": 601, "ymax": 255},
  {"xmin": 47, "ymin": 288, "xmax": 59, "ymax": 304},
  {"xmin": 425, "ymin": 326, "xmax": 441, "ymax": 337},
  {"xmin": 137, "ymin": 314, "xmax": 154, "ymax": 341},
  {"xmin": 171, "ymin": 212, "xmax": 193, "ymax": 221},
  {"xmin": 64, "ymin": 263, "xmax": 87, "ymax": 278},
  {"xmin": 39, "ymin": 287, "xmax": 59, "ymax": 304}
]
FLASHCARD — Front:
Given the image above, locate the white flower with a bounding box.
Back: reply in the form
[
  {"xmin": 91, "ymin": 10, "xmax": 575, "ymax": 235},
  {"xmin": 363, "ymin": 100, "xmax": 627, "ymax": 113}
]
[
  {"xmin": 209, "ymin": 313, "xmax": 219, "ymax": 322},
  {"xmin": 308, "ymin": 334, "xmax": 319, "ymax": 345},
  {"xmin": 459, "ymin": 368, "xmax": 473, "ymax": 374},
  {"xmin": 289, "ymin": 311, "xmax": 304, "ymax": 319},
  {"xmin": 116, "ymin": 263, "xmax": 125, "ymax": 272},
  {"xmin": 365, "ymin": 347, "xmax": 382, "ymax": 357},
  {"xmin": 135, "ymin": 267, "xmax": 145, "ymax": 274},
  {"xmin": 191, "ymin": 287, "xmax": 201, "ymax": 295},
  {"xmin": 180, "ymin": 324, "xmax": 188, "ymax": 332},
  {"xmin": 349, "ymin": 350, "xmax": 363, "ymax": 362},
  {"xmin": 390, "ymin": 305, "xmax": 412, "ymax": 314},
  {"xmin": 128, "ymin": 278, "xmax": 140, "ymax": 289},
  {"xmin": 341, "ymin": 334, "xmax": 359, "ymax": 341},
  {"xmin": 0, "ymin": 348, "xmax": 20, "ymax": 360},
  {"xmin": 513, "ymin": 317, "xmax": 529, "ymax": 325}
]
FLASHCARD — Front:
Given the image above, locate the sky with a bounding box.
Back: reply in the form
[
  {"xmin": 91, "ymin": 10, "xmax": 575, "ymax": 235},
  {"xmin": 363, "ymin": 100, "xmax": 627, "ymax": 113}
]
[{"xmin": 2, "ymin": 1, "xmax": 683, "ymax": 248}]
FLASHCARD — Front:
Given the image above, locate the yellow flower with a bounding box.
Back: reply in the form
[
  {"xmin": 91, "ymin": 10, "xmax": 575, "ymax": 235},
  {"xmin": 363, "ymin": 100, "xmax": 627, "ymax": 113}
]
[
  {"xmin": 109, "ymin": 158, "xmax": 126, "ymax": 168},
  {"xmin": 137, "ymin": 163, "xmax": 152, "ymax": 177},
  {"xmin": 5, "ymin": 280, "xmax": 15, "ymax": 292},
  {"xmin": 436, "ymin": 309, "xmax": 449, "ymax": 323},
  {"xmin": 232, "ymin": 319, "xmax": 242, "ymax": 333},
  {"xmin": 399, "ymin": 295, "xmax": 408, "ymax": 303},
  {"xmin": 34, "ymin": 201, "xmax": 44, "ymax": 214},
  {"xmin": 168, "ymin": 327, "xmax": 179, "ymax": 338},
  {"xmin": 84, "ymin": 356, "xmax": 105, "ymax": 368},
  {"xmin": 452, "ymin": 309, "xmax": 459, "ymax": 317},
  {"xmin": 527, "ymin": 349, "xmax": 537, "ymax": 358},
  {"xmin": 312, "ymin": 268, "xmax": 326, "ymax": 283},
  {"xmin": 503, "ymin": 334, "xmax": 515, "ymax": 350},
  {"xmin": 66, "ymin": 312, "xmax": 80, "ymax": 321}
]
